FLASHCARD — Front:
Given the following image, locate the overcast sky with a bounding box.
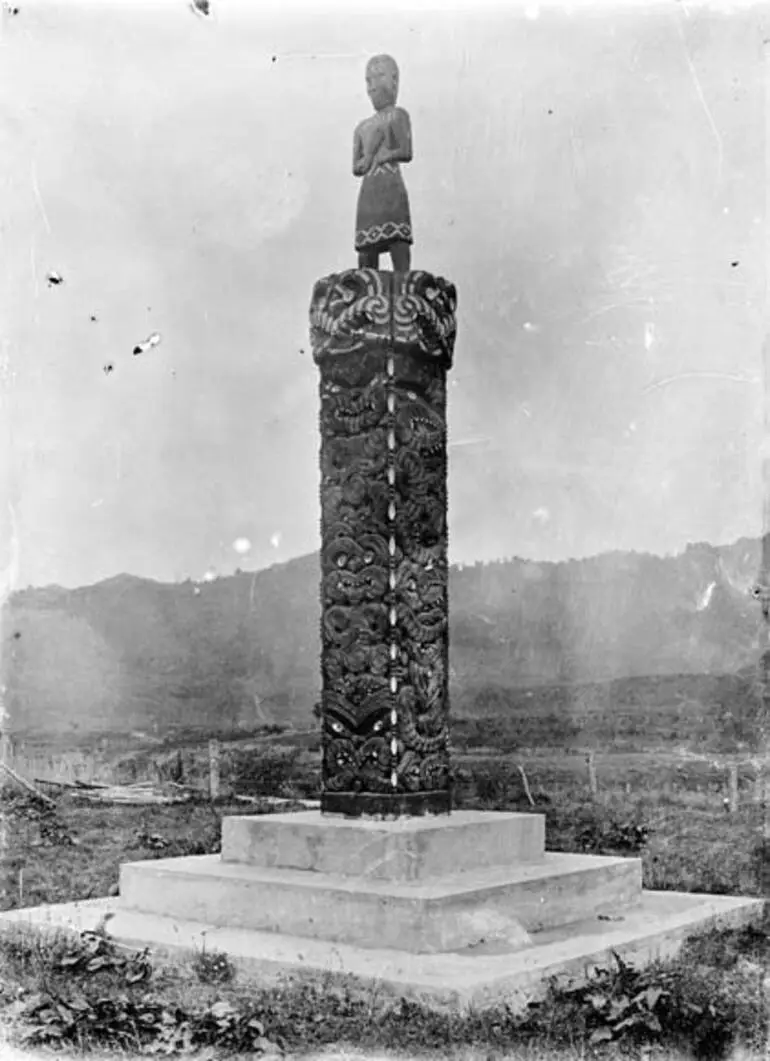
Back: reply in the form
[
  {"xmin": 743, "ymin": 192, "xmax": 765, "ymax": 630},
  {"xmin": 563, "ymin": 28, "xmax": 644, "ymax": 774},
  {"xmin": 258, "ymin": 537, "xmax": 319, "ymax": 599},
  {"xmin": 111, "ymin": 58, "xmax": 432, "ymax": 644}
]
[{"xmin": 0, "ymin": 0, "xmax": 764, "ymax": 590}]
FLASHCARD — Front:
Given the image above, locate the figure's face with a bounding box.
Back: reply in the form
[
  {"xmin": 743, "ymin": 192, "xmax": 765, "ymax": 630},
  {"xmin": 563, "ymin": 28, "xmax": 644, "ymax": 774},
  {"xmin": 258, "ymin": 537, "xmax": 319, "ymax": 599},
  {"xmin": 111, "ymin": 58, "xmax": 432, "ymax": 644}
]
[{"xmin": 366, "ymin": 60, "xmax": 397, "ymax": 110}]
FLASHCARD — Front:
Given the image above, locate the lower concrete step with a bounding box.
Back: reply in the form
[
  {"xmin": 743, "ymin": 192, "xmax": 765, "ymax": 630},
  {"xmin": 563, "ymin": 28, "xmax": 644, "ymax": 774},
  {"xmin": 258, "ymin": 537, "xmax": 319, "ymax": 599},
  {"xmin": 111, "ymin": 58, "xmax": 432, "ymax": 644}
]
[
  {"xmin": 0, "ymin": 890, "xmax": 761, "ymax": 1013},
  {"xmin": 119, "ymin": 851, "xmax": 642, "ymax": 954}
]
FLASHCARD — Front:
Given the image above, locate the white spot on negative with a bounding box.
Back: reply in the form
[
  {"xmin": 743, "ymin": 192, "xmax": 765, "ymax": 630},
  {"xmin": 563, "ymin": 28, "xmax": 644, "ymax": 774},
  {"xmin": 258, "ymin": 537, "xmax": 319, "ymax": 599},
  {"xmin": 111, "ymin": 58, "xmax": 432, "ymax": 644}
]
[
  {"xmin": 644, "ymin": 322, "xmax": 655, "ymax": 351},
  {"xmin": 532, "ymin": 506, "xmax": 550, "ymax": 524},
  {"xmin": 233, "ymin": 537, "xmax": 251, "ymax": 555},
  {"xmin": 270, "ymin": 531, "xmax": 281, "ymax": 549},
  {"xmin": 696, "ymin": 581, "xmax": 716, "ymax": 611}
]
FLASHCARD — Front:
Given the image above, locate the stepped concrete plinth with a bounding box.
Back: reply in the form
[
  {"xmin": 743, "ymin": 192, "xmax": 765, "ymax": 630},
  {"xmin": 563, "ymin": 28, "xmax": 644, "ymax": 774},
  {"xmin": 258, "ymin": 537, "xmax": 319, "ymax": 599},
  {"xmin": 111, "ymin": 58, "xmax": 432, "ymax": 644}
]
[{"xmin": 0, "ymin": 809, "xmax": 763, "ymax": 1012}]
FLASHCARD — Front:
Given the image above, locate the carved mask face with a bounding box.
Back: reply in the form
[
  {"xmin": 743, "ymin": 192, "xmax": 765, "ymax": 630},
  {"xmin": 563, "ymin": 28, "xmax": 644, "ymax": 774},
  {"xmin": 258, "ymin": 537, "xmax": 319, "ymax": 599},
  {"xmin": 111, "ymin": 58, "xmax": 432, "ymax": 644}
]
[{"xmin": 366, "ymin": 56, "xmax": 398, "ymax": 111}]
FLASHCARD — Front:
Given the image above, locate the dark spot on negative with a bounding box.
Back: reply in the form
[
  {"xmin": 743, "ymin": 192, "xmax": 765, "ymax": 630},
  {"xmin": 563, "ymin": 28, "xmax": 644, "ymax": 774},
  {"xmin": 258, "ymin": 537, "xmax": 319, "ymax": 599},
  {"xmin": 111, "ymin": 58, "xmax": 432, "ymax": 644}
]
[{"xmin": 731, "ymin": 261, "xmax": 739, "ymax": 267}]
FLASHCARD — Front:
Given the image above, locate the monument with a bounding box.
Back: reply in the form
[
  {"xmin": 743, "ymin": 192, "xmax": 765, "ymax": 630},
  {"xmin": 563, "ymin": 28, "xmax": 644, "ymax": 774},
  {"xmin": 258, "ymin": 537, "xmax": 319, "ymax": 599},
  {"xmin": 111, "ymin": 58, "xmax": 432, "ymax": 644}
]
[
  {"xmin": 0, "ymin": 54, "xmax": 762, "ymax": 1013},
  {"xmin": 314, "ymin": 53, "xmax": 454, "ymax": 818}
]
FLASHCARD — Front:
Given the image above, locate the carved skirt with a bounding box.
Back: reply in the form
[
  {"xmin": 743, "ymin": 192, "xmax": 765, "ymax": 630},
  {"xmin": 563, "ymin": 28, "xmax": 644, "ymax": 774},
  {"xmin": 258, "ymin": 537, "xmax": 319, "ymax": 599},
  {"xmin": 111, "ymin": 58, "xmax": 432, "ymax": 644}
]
[{"xmin": 355, "ymin": 163, "xmax": 413, "ymax": 253}]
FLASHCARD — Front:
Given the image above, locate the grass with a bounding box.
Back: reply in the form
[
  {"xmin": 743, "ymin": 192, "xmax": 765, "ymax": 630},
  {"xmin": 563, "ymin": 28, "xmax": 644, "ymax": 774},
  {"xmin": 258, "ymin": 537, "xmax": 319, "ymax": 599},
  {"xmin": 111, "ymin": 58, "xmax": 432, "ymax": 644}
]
[
  {"xmin": 0, "ymin": 915, "xmax": 768, "ymax": 1060},
  {"xmin": 1, "ymin": 743, "xmax": 769, "ymax": 1059}
]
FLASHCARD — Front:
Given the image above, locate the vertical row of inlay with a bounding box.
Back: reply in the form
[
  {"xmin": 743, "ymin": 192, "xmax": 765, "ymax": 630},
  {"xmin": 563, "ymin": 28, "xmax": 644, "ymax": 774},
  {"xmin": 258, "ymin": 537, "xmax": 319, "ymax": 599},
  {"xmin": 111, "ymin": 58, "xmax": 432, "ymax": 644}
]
[{"xmin": 385, "ymin": 354, "xmax": 398, "ymax": 789}]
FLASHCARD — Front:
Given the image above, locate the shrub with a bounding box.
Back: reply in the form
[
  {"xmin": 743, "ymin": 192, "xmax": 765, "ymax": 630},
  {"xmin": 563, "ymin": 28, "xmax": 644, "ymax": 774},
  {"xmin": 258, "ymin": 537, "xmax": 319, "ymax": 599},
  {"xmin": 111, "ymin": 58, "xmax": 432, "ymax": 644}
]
[{"xmin": 228, "ymin": 746, "xmax": 302, "ymax": 798}]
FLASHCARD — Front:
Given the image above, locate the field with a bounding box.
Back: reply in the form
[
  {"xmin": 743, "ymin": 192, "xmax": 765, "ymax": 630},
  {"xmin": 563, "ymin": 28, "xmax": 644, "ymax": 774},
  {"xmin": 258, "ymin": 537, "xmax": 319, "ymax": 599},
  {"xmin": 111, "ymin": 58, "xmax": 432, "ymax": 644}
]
[{"xmin": 3, "ymin": 726, "xmax": 770, "ymax": 910}]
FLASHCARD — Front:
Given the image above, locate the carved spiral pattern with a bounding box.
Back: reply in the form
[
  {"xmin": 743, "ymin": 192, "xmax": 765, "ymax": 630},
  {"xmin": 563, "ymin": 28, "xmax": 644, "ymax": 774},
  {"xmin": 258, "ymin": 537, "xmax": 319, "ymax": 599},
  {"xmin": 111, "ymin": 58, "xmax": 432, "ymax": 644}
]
[{"xmin": 310, "ymin": 269, "xmax": 457, "ymax": 816}]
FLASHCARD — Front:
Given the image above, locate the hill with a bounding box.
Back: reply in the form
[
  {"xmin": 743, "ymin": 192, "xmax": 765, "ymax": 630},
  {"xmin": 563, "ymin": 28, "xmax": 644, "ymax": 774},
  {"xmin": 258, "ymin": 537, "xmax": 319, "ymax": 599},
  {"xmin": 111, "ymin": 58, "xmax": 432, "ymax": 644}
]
[{"xmin": 0, "ymin": 537, "xmax": 762, "ymax": 741}]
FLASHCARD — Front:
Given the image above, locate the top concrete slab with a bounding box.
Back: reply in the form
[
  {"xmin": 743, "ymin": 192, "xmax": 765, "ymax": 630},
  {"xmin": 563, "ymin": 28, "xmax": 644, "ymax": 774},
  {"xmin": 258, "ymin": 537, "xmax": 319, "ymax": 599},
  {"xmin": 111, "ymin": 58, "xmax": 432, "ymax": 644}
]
[{"xmin": 221, "ymin": 810, "xmax": 546, "ymax": 881}]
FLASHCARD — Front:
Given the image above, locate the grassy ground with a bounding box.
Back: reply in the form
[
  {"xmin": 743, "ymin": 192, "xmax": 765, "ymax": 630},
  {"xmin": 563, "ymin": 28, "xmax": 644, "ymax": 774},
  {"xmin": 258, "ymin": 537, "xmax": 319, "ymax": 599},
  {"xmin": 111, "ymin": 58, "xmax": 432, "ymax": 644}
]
[{"xmin": 0, "ymin": 911, "xmax": 768, "ymax": 1060}]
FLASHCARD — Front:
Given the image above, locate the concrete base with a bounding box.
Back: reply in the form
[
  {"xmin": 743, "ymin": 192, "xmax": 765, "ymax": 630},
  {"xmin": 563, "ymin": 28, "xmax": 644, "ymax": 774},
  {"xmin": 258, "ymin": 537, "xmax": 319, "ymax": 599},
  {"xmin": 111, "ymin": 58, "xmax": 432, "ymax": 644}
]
[
  {"xmin": 0, "ymin": 810, "xmax": 763, "ymax": 1011},
  {"xmin": 0, "ymin": 891, "xmax": 762, "ymax": 1013}
]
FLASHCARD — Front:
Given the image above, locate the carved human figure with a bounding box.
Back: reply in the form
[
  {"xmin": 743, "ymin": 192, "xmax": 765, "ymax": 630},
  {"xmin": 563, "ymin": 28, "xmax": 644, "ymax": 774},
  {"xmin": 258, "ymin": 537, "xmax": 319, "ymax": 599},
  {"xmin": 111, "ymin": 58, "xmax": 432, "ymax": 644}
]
[{"xmin": 353, "ymin": 55, "xmax": 413, "ymax": 272}]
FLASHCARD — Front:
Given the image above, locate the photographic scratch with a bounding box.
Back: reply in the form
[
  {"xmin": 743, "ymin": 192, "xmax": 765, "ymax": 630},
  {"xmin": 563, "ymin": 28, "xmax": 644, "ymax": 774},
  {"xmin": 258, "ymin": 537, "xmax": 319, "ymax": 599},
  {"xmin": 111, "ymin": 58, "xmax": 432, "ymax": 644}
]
[
  {"xmin": 0, "ymin": 502, "xmax": 20, "ymax": 606},
  {"xmin": 271, "ymin": 52, "xmax": 367, "ymax": 62},
  {"xmin": 31, "ymin": 163, "xmax": 52, "ymax": 235},
  {"xmin": 642, "ymin": 371, "xmax": 760, "ymax": 395},
  {"xmin": 674, "ymin": 14, "xmax": 722, "ymax": 193},
  {"xmin": 578, "ymin": 299, "xmax": 653, "ymax": 325},
  {"xmin": 448, "ymin": 436, "xmax": 493, "ymax": 451},
  {"xmin": 29, "ymin": 243, "xmax": 39, "ymax": 299}
]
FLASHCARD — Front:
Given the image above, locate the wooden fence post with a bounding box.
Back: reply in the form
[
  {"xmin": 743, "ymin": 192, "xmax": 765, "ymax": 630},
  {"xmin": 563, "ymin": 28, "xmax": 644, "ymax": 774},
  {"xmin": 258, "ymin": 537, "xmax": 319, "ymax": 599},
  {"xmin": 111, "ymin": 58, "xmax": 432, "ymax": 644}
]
[
  {"xmin": 586, "ymin": 751, "xmax": 598, "ymax": 799},
  {"xmin": 728, "ymin": 763, "xmax": 739, "ymax": 814},
  {"xmin": 208, "ymin": 739, "xmax": 221, "ymax": 801}
]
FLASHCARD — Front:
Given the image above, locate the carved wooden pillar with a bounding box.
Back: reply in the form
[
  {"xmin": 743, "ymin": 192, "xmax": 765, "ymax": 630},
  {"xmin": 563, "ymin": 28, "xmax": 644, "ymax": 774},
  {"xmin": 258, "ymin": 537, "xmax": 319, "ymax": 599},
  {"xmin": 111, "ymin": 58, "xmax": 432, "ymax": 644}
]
[{"xmin": 309, "ymin": 268, "xmax": 458, "ymax": 818}]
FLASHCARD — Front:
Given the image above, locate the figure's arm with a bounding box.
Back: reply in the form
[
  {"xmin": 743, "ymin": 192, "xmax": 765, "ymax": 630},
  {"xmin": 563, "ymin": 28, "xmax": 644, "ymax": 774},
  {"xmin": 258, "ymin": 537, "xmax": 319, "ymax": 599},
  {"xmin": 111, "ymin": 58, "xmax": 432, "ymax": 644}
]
[
  {"xmin": 352, "ymin": 127, "xmax": 365, "ymax": 176},
  {"xmin": 378, "ymin": 109, "xmax": 413, "ymax": 165},
  {"xmin": 353, "ymin": 125, "xmax": 384, "ymax": 176}
]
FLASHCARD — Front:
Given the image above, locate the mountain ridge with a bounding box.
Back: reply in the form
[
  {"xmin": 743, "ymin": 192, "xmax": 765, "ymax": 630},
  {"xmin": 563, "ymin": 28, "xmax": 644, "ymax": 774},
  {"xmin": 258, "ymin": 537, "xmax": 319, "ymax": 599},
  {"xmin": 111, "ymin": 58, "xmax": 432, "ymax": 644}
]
[{"xmin": 1, "ymin": 536, "xmax": 762, "ymax": 740}]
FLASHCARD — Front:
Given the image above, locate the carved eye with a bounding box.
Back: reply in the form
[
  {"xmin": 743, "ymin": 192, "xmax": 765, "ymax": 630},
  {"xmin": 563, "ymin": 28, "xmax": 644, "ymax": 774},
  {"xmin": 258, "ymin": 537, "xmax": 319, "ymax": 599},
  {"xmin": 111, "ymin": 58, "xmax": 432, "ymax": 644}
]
[
  {"xmin": 373, "ymin": 720, "xmax": 383, "ymax": 732},
  {"xmin": 332, "ymin": 721, "xmax": 343, "ymax": 733},
  {"xmin": 337, "ymin": 555, "xmax": 347, "ymax": 568},
  {"xmin": 364, "ymin": 552, "xmax": 373, "ymax": 564}
]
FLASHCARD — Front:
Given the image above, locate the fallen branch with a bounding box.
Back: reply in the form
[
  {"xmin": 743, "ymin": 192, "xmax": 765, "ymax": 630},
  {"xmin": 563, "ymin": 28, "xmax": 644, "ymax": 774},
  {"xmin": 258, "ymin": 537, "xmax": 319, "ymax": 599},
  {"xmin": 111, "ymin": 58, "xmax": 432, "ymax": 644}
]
[
  {"xmin": 233, "ymin": 794, "xmax": 320, "ymax": 809},
  {"xmin": 1, "ymin": 760, "xmax": 57, "ymax": 806},
  {"xmin": 516, "ymin": 763, "xmax": 535, "ymax": 807}
]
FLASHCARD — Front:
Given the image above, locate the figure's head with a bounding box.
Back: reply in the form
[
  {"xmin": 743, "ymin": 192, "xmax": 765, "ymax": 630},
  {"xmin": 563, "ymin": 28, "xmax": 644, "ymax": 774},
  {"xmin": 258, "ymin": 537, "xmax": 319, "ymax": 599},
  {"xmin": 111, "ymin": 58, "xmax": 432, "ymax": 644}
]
[{"xmin": 366, "ymin": 54, "xmax": 399, "ymax": 111}]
